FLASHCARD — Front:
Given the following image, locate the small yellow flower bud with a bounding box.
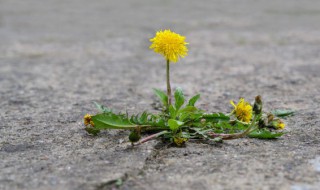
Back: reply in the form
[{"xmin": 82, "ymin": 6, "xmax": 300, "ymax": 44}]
[
  {"xmin": 84, "ymin": 114, "xmax": 92, "ymax": 126},
  {"xmin": 277, "ymin": 120, "xmax": 285, "ymax": 130},
  {"xmin": 270, "ymin": 119, "xmax": 286, "ymax": 130},
  {"xmin": 173, "ymin": 137, "xmax": 188, "ymax": 147},
  {"xmin": 267, "ymin": 113, "xmax": 274, "ymax": 123}
]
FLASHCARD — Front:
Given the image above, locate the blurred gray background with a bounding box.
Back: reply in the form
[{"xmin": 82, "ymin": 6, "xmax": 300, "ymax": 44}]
[{"xmin": 1, "ymin": 0, "xmax": 320, "ymax": 190}]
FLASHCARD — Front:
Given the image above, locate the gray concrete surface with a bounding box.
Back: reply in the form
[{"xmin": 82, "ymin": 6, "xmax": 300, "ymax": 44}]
[{"xmin": 0, "ymin": 0, "xmax": 320, "ymax": 189}]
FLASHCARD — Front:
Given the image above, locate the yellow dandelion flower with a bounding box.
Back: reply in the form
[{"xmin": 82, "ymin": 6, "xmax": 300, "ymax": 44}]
[
  {"xmin": 150, "ymin": 29, "xmax": 188, "ymax": 63},
  {"xmin": 274, "ymin": 119, "xmax": 285, "ymax": 130},
  {"xmin": 230, "ymin": 98, "xmax": 253, "ymax": 123},
  {"xmin": 278, "ymin": 121, "xmax": 285, "ymax": 129},
  {"xmin": 84, "ymin": 114, "xmax": 92, "ymax": 126},
  {"xmin": 173, "ymin": 137, "xmax": 188, "ymax": 146}
]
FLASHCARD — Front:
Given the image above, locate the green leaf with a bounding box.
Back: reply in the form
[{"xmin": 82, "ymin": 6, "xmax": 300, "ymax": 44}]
[
  {"xmin": 93, "ymin": 102, "xmax": 112, "ymax": 113},
  {"xmin": 129, "ymin": 112, "xmax": 167, "ymax": 128},
  {"xmin": 248, "ymin": 129, "xmax": 284, "ymax": 139},
  {"xmin": 168, "ymin": 119, "xmax": 184, "ymax": 132},
  {"xmin": 91, "ymin": 113, "xmax": 136, "ymax": 130},
  {"xmin": 188, "ymin": 94, "xmax": 200, "ymax": 106},
  {"xmin": 189, "ymin": 112, "xmax": 204, "ymax": 120},
  {"xmin": 179, "ymin": 113, "xmax": 190, "ymax": 122},
  {"xmin": 181, "ymin": 132, "xmax": 191, "ymax": 139},
  {"xmin": 192, "ymin": 127, "xmax": 212, "ymax": 139},
  {"xmin": 169, "ymin": 105, "xmax": 177, "ymax": 119},
  {"xmin": 177, "ymin": 106, "xmax": 198, "ymax": 121},
  {"xmin": 232, "ymin": 122, "xmax": 248, "ymax": 131},
  {"xmin": 202, "ymin": 113, "xmax": 230, "ymax": 122},
  {"xmin": 174, "ymin": 87, "xmax": 185, "ymax": 110},
  {"xmin": 138, "ymin": 112, "xmax": 148, "ymax": 123},
  {"xmin": 271, "ymin": 110, "xmax": 295, "ymax": 117},
  {"xmin": 115, "ymin": 178, "xmax": 123, "ymax": 187},
  {"xmin": 153, "ymin": 88, "xmax": 168, "ymax": 107},
  {"xmin": 178, "ymin": 106, "xmax": 198, "ymax": 114}
]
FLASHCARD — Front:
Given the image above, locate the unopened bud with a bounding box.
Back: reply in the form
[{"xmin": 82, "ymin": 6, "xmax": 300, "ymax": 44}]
[
  {"xmin": 253, "ymin": 95, "xmax": 263, "ymax": 114},
  {"xmin": 129, "ymin": 131, "xmax": 141, "ymax": 143},
  {"xmin": 267, "ymin": 113, "xmax": 274, "ymax": 123},
  {"xmin": 173, "ymin": 137, "xmax": 188, "ymax": 147}
]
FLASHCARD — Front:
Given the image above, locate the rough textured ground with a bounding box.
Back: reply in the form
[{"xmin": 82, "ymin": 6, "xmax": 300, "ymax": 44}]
[{"xmin": 1, "ymin": 0, "xmax": 320, "ymax": 189}]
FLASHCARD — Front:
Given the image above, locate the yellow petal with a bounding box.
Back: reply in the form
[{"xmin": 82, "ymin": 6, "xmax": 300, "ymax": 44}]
[{"xmin": 230, "ymin": 100, "xmax": 236, "ymax": 108}]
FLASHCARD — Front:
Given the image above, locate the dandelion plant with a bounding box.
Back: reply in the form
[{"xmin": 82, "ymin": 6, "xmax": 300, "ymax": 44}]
[{"xmin": 83, "ymin": 29, "xmax": 293, "ymax": 147}]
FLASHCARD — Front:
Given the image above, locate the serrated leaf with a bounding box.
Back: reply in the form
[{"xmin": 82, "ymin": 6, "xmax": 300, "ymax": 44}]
[
  {"xmin": 93, "ymin": 102, "xmax": 112, "ymax": 113},
  {"xmin": 128, "ymin": 112, "xmax": 167, "ymax": 128},
  {"xmin": 248, "ymin": 129, "xmax": 284, "ymax": 139},
  {"xmin": 139, "ymin": 112, "xmax": 148, "ymax": 123},
  {"xmin": 192, "ymin": 128, "xmax": 212, "ymax": 139},
  {"xmin": 271, "ymin": 110, "xmax": 295, "ymax": 117},
  {"xmin": 152, "ymin": 117, "xmax": 166, "ymax": 128},
  {"xmin": 153, "ymin": 88, "xmax": 168, "ymax": 107},
  {"xmin": 188, "ymin": 94, "xmax": 200, "ymax": 106},
  {"xmin": 202, "ymin": 113, "xmax": 230, "ymax": 122},
  {"xmin": 168, "ymin": 119, "xmax": 184, "ymax": 132},
  {"xmin": 143, "ymin": 112, "xmax": 149, "ymax": 119},
  {"xmin": 174, "ymin": 88, "xmax": 185, "ymax": 110},
  {"xmin": 132, "ymin": 115, "xmax": 139, "ymax": 124},
  {"xmin": 91, "ymin": 113, "xmax": 136, "ymax": 130}
]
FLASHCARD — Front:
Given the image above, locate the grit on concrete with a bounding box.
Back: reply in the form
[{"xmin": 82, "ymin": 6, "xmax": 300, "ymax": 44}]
[{"xmin": 0, "ymin": 0, "xmax": 320, "ymax": 190}]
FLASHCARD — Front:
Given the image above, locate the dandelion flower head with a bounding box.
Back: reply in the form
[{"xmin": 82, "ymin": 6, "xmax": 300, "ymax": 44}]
[
  {"xmin": 84, "ymin": 114, "xmax": 94, "ymax": 127},
  {"xmin": 230, "ymin": 98, "xmax": 253, "ymax": 123},
  {"xmin": 150, "ymin": 29, "xmax": 188, "ymax": 63}
]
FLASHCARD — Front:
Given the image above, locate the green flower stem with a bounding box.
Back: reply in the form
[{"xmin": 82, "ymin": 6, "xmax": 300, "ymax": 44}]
[
  {"xmin": 208, "ymin": 115, "xmax": 258, "ymax": 140},
  {"xmin": 136, "ymin": 130, "xmax": 169, "ymax": 145},
  {"xmin": 166, "ymin": 59, "xmax": 172, "ymax": 106}
]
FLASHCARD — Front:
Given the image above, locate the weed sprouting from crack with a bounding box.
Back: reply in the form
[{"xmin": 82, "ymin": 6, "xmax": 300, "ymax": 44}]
[{"xmin": 83, "ymin": 29, "xmax": 294, "ymax": 147}]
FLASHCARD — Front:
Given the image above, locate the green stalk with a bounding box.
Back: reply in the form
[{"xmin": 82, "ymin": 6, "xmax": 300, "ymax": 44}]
[{"xmin": 166, "ymin": 59, "xmax": 172, "ymax": 106}]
